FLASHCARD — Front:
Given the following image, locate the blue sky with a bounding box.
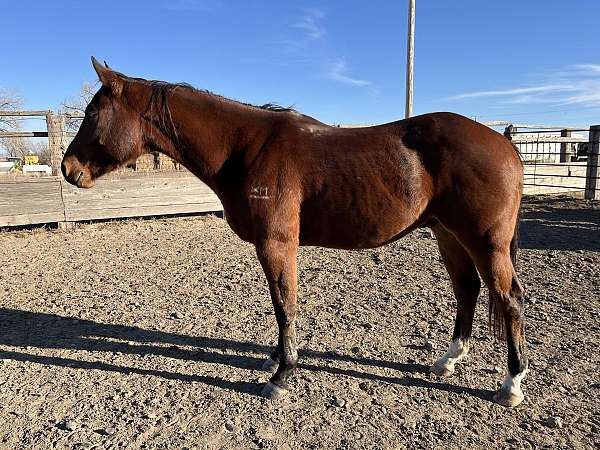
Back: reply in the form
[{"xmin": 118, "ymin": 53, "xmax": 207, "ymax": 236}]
[{"xmin": 2, "ymin": 0, "xmax": 600, "ymax": 127}]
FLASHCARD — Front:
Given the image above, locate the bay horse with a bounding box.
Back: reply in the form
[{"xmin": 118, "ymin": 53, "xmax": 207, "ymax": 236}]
[{"xmin": 62, "ymin": 57, "xmax": 528, "ymax": 407}]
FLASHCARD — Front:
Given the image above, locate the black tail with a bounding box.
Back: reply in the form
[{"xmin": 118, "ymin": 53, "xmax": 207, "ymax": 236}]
[
  {"xmin": 509, "ymin": 140, "xmax": 523, "ymax": 268},
  {"xmin": 488, "ymin": 206, "xmax": 521, "ymax": 341},
  {"xmin": 510, "ymin": 203, "xmax": 521, "ymax": 268}
]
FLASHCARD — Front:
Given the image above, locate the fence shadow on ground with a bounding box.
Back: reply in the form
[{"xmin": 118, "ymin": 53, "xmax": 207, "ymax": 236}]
[
  {"xmin": 520, "ymin": 196, "xmax": 600, "ymax": 252},
  {"xmin": 0, "ymin": 308, "xmax": 492, "ymax": 402}
]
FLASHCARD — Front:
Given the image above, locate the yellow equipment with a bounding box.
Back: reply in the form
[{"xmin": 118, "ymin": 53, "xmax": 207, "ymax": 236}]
[{"xmin": 23, "ymin": 155, "xmax": 39, "ymax": 165}]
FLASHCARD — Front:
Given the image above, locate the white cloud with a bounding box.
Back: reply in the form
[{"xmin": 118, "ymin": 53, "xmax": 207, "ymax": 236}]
[
  {"xmin": 572, "ymin": 64, "xmax": 600, "ymax": 74},
  {"xmin": 293, "ymin": 9, "xmax": 326, "ymax": 40},
  {"xmin": 446, "ymin": 85, "xmax": 576, "ymax": 100},
  {"xmin": 274, "ymin": 9, "xmax": 375, "ymax": 91},
  {"xmin": 446, "ymin": 64, "xmax": 600, "ymax": 107},
  {"xmin": 326, "ymin": 59, "xmax": 372, "ymax": 87}
]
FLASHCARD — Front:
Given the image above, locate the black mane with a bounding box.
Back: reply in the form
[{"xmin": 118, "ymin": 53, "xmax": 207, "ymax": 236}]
[
  {"xmin": 140, "ymin": 79, "xmax": 297, "ymax": 144},
  {"xmin": 258, "ymin": 103, "xmax": 297, "ymax": 113},
  {"xmin": 145, "ymin": 80, "xmax": 297, "ymax": 114}
]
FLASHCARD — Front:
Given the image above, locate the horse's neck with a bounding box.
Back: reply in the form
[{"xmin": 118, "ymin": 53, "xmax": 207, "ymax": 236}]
[{"xmin": 149, "ymin": 91, "xmax": 269, "ymax": 190}]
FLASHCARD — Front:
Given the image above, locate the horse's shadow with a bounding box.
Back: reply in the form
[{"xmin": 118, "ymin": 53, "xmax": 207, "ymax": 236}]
[{"xmin": 0, "ymin": 308, "xmax": 492, "ymax": 402}]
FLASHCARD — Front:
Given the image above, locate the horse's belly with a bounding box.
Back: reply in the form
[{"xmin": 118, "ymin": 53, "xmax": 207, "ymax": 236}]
[{"xmin": 299, "ymin": 199, "xmax": 418, "ymax": 249}]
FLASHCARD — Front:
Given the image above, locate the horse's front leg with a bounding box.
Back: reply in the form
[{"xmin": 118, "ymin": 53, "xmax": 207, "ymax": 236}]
[{"xmin": 256, "ymin": 238, "xmax": 299, "ymax": 399}]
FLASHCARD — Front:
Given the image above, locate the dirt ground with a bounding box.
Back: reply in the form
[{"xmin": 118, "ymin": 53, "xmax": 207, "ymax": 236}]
[{"xmin": 0, "ymin": 195, "xmax": 599, "ymax": 450}]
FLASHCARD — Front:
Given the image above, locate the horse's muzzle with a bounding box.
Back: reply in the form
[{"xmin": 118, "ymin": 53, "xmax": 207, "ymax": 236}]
[{"xmin": 61, "ymin": 156, "xmax": 95, "ymax": 188}]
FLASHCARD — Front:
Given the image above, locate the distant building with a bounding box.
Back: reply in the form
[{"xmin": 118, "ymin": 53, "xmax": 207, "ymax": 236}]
[
  {"xmin": 0, "ymin": 160, "xmax": 15, "ymax": 174},
  {"xmin": 22, "ymin": 164, "xmax": 52, "ymax": 175}
]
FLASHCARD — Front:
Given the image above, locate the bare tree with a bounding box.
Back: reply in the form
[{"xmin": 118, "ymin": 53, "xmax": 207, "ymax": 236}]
[
  {"xmin": 0, "ymin": 87, "xmax": 27, "ymax": 157},
  {"xmin": 0, "ymin": 87, "xmax": 23, "ymax": 132},
  {"xmin": 2, "ymin": 137, "xmax": 49, "ymax": 162},
  {"xmin": 61, "ymin": 81, "xmax": 97, "ymax": 131},
  {"xmin": 2, "ymin": 135, "xmax": 28, "ymax": 158},
  {"xmin": 31, "ymin": 140, "xmax": 50, "ymax": 164}
]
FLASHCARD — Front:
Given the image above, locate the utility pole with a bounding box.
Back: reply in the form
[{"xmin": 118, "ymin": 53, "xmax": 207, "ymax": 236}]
[{"xmin": 405, "ymin": 0, "xmax": 415, "ymax": 118}]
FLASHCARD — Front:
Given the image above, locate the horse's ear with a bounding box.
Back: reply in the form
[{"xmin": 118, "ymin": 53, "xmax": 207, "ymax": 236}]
[{"xmin": 91, "ymin": 56, "xmax": 123, "ymax": 96}]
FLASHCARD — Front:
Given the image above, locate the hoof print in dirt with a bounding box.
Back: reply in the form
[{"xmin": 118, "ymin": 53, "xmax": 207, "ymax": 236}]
[{"xmin": 261, "ymin": 381, "xmax": 288, "ymax": 400}]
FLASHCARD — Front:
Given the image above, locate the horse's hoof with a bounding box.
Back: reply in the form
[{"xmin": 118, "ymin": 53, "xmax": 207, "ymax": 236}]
[
  {"xmin": 493, "ymin": 388, "xmax": 524, "ymax": 407},
  {"xmin": 430, "ymin": 361, "xmax": 455, "ymax": 377},
  {"xmin": 261, "ymin": 357, "xmax": 279, "ymax": 374},
  {"xmin": 260, "ymin": 381, "xmax": 288, "ymax": 400}
]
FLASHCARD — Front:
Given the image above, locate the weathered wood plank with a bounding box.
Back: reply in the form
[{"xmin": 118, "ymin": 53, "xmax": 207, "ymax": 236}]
[
  {"xmin": 0, "ymin": 184, "xmax": 64, "ymax": 196},
  {"xmin": 0, "ymin": 211, "xmax": 65, "ymax": 227},
  {"xmin": 64, "ymin": 194, "xmax": 220, "ymax": 210},
  {"xmin": 0, "ymin": 199, "xmax": 64, "ymax": 210},
  {"xmin": 0, "ymin": 177, "xmax": 64, "ymax": 226},
  {"xmin": 0, "ymin": 176, "xmax": 62, "ymax": 185},
  {"xmin": 61, "ymin": 181, "xmax": 214, "ymax": 200},
  {"xmin": 64, "ymin": 201, "xmax": 222, "ymax": 222}
]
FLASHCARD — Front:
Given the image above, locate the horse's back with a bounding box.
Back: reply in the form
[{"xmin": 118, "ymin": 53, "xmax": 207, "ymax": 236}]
[{"xmin": 294, "ymin": 112, "xmax": 522, "ymax": 249}]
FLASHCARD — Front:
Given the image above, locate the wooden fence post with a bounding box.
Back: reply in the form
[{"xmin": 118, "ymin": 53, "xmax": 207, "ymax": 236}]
[
  {"xmin": 46, "ymin": 112, "xmax": 67, "ymax": 176},
  {"xmin": 560, "ymin": 129, "xmax": 573, "ymax": 163},
  {"xmin": 585, "ymin": 125, "xmax": 600, "ymax": 200}
]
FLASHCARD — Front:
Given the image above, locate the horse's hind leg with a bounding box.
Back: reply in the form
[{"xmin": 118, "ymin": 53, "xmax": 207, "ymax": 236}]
[
  {"xmin": 472, "ymin": 247, "xmax": 528, "ymax": 407},
  {"xmin": 491, "ymin": 266, "xmax": 528, "ymax": 407},
  {"xmin": 430, "ymin": 224, "xmax": 481, "ymax": 377}
]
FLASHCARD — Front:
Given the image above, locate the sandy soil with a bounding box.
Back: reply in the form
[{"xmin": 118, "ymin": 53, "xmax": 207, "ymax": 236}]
[{"xmin": 0, "ymin": 195, "xmax": 599, "ymax": 449}]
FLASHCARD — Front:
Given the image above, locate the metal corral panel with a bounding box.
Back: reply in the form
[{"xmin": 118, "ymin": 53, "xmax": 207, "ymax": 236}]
[
  {"xmin": 0, "ymin": 177, "xmax": 65, "ymax": 226},
  {"xmin": 523, "ymin": 163, "xmax": 587, "ymax": 195}
]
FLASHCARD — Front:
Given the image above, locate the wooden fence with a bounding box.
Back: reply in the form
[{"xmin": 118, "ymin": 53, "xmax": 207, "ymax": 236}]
[{"xmin": 0, "ymin": 171, "xmax": 222, "ymax": 227}]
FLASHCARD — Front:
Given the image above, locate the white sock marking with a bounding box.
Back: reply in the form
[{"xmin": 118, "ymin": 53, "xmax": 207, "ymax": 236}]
[
  {"xmin": 434, "ymin": 338, "xmax": 469, "ymax": 371},
  {"xmin": 500, "ymin": 368, "xmax": 528, "ymax": 397}
]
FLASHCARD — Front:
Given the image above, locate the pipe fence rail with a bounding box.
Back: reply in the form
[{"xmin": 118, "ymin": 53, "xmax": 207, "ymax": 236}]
[{"xmin": 503, "ymin": 124, "xmax": 599, "ymax": 199}]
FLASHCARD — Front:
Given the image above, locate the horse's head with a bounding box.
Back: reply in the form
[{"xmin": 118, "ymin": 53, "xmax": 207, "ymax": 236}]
[{"xmin": 62, "ymin": 57, "xmax": 145, "ymax": 188}]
